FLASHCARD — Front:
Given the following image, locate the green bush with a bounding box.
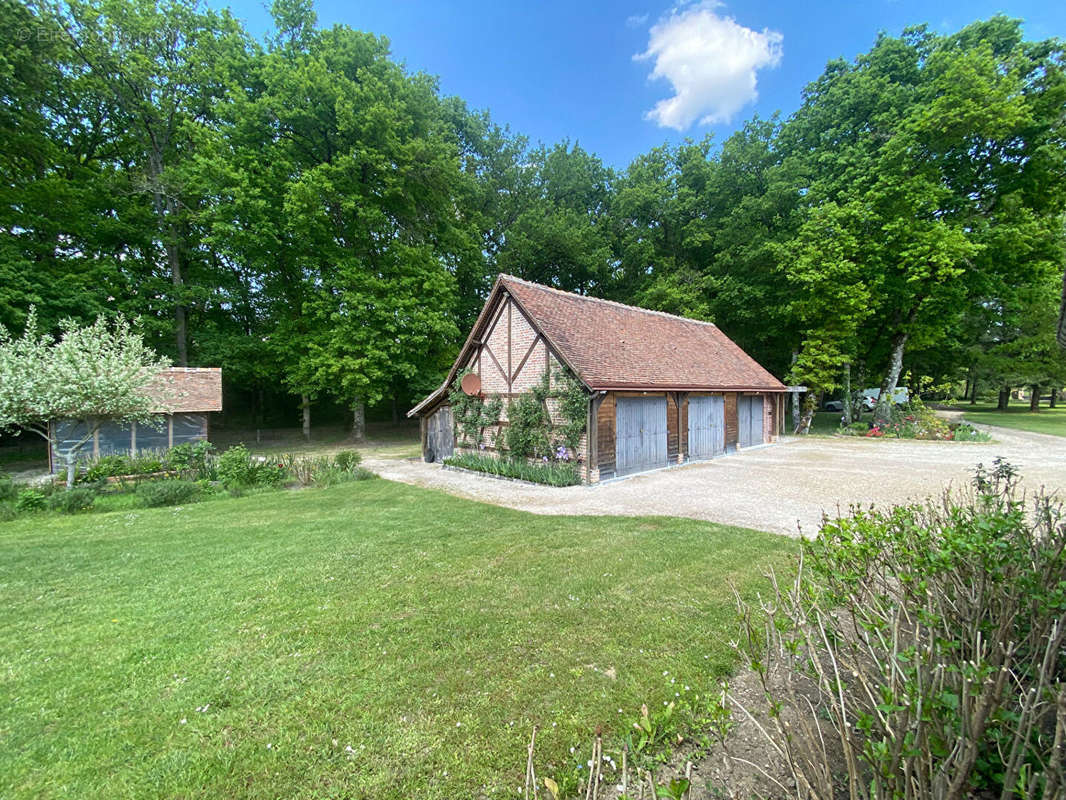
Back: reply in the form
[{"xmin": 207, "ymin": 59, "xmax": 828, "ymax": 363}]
[
  {"xmin": 0, "ymin": 472, "xmax": 15, "ymax": 502},
  {"xmin": 217, "ymin": 444, "xmax": 285, "ymax": 489},
  {"xmin": 333, "ymin": 450, "xmax": 361, "ymax": 470},
  {"xmin": 46, "ymin": 487, "xmax": 96, "ymax": 514},
  {"xmin": 15, "ymin": 489, "xmax": 46, "ymax": 513},
  {"xmin": 444, "ymin": 452, "xmax": 580, "ymax": 486},
  {"xmin": 950, "ymin": 421, "xmax": 991, "ymax": 441},
  {"xmin": 285, "ymin": 452, "xmax": 374, "ymax": 488},
  {"xmin": 136, "ymin": 479, "xmax": 202, "ymax": 507},
  {"xmin": 165, "ymin": 441, "xmax": 216, "ymax": 478},
  {"xmin": 839, "ymin": 420, "xmax": 870, "ymax": 435},
  {"xmin": 0, "ymin": 501, "xmax": 16, "ymax": 522},
  {"xmin": 734, "ymin": 459, "xmax": 1066, "ymax": 798},
  {"xmin": 82, "ymin": 454, "xmax": 130, "ymax": 482},
  {"xmin": 505, "ymin": 392, "xmax": 552, "ymax": 459}
]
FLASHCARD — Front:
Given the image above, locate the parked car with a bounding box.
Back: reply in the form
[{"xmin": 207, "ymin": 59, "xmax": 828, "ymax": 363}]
[
  {"xmin": 824, "ymin": 388, "xmax": 908, "ymax": 413},
  {"xmin": 863, "ymin": 387, "xmax": 909, "ymax": 407}
]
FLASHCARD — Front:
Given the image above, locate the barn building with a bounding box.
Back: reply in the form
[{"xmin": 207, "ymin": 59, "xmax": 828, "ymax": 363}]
[
  {"xmin": 409, "ymin": 275, "xmax": 787, "ymax": 483},
  {"xmin": 48, "ymin": 367, "xmax": 222, "ymax": 473}
]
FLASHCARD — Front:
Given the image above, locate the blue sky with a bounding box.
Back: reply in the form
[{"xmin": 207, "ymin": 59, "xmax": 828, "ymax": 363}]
[{"xmin": 222, "ymin": 0, "xmax": 1066, "ymax": 168}]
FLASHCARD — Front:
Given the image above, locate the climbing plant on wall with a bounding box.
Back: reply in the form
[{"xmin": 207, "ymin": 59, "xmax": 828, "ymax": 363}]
[
  {"xmin": 505, "ymin": 369, "xmax": 587, "ymax": 459},
  {"xmin": 553, "ymin": 369, "xmax": 588, "ymax": 451},
  {"xmin": 448, "ymin": 372, "xmax": 503, "ymax": 447}
]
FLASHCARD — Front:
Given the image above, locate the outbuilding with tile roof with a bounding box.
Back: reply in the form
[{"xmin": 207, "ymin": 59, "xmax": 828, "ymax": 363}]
[
  {"xmin": 410, "ymin": 275, "xmax": 786, "ymax": 482},
  {"xmin": 47, "ymin": 367, "xmax": 222, "ymax": 474}
]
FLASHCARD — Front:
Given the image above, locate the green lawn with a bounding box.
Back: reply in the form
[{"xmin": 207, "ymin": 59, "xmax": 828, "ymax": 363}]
[
  {"xmin": 957, "ymin": 403, "xmax": 1066, "ymax": 437},
  {"xmin": 0, "ymin": 479, "xmax": 793, "ymax": 799}
]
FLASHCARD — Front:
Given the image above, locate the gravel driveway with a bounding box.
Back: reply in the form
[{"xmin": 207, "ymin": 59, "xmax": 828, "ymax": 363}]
[{"xmin": 365, "ymin": 419, "xmax": 1066, "ymax": 537}]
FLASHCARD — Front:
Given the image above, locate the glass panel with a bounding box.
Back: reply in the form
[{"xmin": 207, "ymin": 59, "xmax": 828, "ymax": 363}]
[
  {"xmin": 171, "ymin": 413, "xmax": 205, "ymax": 444},
  {"xmin": 135, "ymin": 416, "xmax": 170, "ymax": 455},
  {"xmin": 96, "ymin": 421, "xmax": 133, "ymax": 457}
]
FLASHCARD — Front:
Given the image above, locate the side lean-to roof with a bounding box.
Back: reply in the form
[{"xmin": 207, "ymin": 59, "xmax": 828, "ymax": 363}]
[
  {"xmin": 409, "ymin": 275, "xmax": 785, "ymax": 417},
  {"xmin": 145, "ymin": 367, "xmax": 223, "ymax": 413}
]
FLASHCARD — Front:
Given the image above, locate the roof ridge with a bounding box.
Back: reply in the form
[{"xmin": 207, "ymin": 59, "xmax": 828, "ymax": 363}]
[{"xmin": 498, "ymin": 274, "xmax": 721, "ymax": 330}]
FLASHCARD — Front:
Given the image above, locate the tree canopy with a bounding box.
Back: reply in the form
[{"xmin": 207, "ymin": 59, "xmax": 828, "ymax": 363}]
[{"xmin": 2, "ymin": 5, "xmax": 1063, "ymax": 430}]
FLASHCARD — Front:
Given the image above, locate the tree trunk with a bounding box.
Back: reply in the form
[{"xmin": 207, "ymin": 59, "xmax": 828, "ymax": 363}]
[
  {"xmin": 998, "ymin": 386, "xmax": 1011, "ymax": 411},
  {"xmin": 391, "ymin": 394, "xmax": 399, "ymax": 424},
  {"xmin": 842, "ymin": 363, "xmax": 853, "ymax": 426},
  {"xmin": 148, "ymin": 148, "xmax": 188, "ymax": 365},
  {"xmin": 351, "ymin": 397, "xmax": 366, "ymax": 442},
  {"xmin": 1057, "ymin": 266, "xmax": 1066, "ymax": 351},
  {"xmin": 1051, "ymin": 388, "xmax": 1058, "ymax": 409},
  {"xmin": 172, "ymin": 245, "xmax": 188, "ymax": 366},
  {"xmin": 301, "ymin": 394, "xmax": 311, "ymax": 441},
  {"xmin": 970, "ymin": 372, "xmax": 979, "ymax": 405},
  {"xmin": 64, "ymin": 451, "xmax": 77, "ymax": 490},
  {"xmin": 789, "ymin": 351, "xmax": 800, "ymax": 430},
  {"xmin": 255, "ymin": 387, "xmax": 265, "ymax": 429},
  {"xmin": 874, "ymin": 330, "xmax": 909, "ymax": 425},
  {"xmin": 795, "ymin": 393, "xmax": 816, "ymax": 435},
  {"xmin": 1030, "ymin": 384, "xmax": 1041, "ymax": 412}
]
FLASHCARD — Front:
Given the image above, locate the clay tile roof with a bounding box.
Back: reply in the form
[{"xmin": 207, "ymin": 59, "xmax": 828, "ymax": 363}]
[
  {"xmin": 408, "ymin": 276, "xmax": 785, "ymax": 416},
  {"xmin": 500, "ymin": 276, "xmax": 785, "ymax": 392},
  {"xmin": 145, "ymin": 367, "xmax": 223, "ymax": 413}
]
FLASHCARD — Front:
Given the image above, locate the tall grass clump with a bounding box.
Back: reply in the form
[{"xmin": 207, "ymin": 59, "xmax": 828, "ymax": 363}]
[{"xmin": 733, "ymin": 458, "xmax": 1065, "ymax": 800}]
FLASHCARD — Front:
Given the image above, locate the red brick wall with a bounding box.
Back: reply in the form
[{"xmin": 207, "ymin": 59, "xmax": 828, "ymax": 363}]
[{"xmin": 455, "ymin": 294, "xmax": 589, "ymax": 472}]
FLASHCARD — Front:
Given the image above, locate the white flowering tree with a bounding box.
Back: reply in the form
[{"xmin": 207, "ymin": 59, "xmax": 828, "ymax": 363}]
[{"xmin": 0, "ymin": 310, "xmax": 172, "ymax": 488}]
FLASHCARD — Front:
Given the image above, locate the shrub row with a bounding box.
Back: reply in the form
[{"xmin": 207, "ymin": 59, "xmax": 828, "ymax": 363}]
[
  {"xmin": 443, "ymin": 452, "xmax": 580, "ymax": 486},
  {"xmin": 734, "ymin": 459, "xmax": 1064, "ymax": 798},
  {"xmin": 0, "ymin": 446, "xmax": 374, "ymax": 521}
]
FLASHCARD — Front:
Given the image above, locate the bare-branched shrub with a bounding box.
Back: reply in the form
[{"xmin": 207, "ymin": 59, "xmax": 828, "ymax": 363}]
[{"xmin": 734, "ymin": 459, "xmax": 1066, "ymax": 800}]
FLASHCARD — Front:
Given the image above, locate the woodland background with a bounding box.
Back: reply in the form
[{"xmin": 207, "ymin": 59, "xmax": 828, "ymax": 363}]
[{"xmin": 3, "ymin": 0, "xmax": 1065, "ymax": 431}]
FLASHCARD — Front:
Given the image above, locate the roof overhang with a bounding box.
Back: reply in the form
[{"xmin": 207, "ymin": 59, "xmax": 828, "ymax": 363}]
[{"xmin": 589, "ymin": 384, "xmax": 789, "ymax": 392}]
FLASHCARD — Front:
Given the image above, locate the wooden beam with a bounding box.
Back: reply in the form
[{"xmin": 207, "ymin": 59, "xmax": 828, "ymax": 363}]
[{"xmin": 511, "ymin": 335, "xmax": 543, "ymax": 386}]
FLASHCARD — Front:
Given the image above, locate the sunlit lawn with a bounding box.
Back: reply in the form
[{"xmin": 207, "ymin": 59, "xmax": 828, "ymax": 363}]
[
  {"xmin": 219, "ymin": 421, "xmax": 423, "ymax": 460},
  {"xmin": 0, "ymin": 478, "xmax": 793, "ymax": 799},
  {"xmin": 956, "ymin": 403, "xmax": 1066, "ymax": 437}
]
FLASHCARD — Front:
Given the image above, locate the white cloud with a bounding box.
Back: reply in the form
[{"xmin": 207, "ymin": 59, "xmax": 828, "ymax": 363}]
[
  {"xmin": 626, "ymin": 13, "xmax": 649, "ymax": 28},
  {"xmin": 635, "ymin": 2, "xmax": 783, "ymax": 130}
]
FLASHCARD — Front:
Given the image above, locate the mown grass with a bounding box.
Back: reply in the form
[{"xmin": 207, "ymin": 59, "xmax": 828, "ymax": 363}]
[
  {"xmin": 0, "ymin": 478, "xmax": 793, "ymax": 799},
  {"xmin": 956, "ymin": 403, "xmax": 1066, "ymax": 437}
]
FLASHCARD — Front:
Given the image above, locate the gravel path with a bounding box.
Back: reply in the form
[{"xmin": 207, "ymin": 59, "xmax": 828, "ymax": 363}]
[{"xmin": 365, "ymin": 420, "xmax": 1066, "ymax": 537}]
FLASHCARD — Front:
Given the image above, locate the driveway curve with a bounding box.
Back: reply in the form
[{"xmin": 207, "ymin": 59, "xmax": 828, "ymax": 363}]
[{"xmin": 365, "ymin": 421, "xmax": 1066, "ymax": 537}]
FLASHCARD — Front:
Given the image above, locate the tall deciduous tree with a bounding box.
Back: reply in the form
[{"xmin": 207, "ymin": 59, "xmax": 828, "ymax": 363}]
[{"xmin": 57, "ymin": 0, "xmax": 251, "ymax": 364}]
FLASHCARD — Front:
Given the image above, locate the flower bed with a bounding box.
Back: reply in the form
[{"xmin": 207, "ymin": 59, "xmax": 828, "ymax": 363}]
[
  {"xmin": 839, "ymin": 399, "xmax": 991, "ymax": 441},
  {"xmin": 442, "ymin": 452, "xmax": 580, "ymax": 486}
]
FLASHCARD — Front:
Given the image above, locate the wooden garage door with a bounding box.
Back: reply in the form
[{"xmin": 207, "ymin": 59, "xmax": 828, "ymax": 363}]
[
  {"xmin": 425, "ymin": 406, "xmax": 454, "ymax": 462},
  {"xmin": 615, "ymin": 396, "xmax": 668, "ymax": 476},
  {"xmin": 738, "ymin": 395, "xmax": 764, "ymax": 448},
  {"xmin": 688, "ymin": 395, "xmax": 725, "ymax": 460}
]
